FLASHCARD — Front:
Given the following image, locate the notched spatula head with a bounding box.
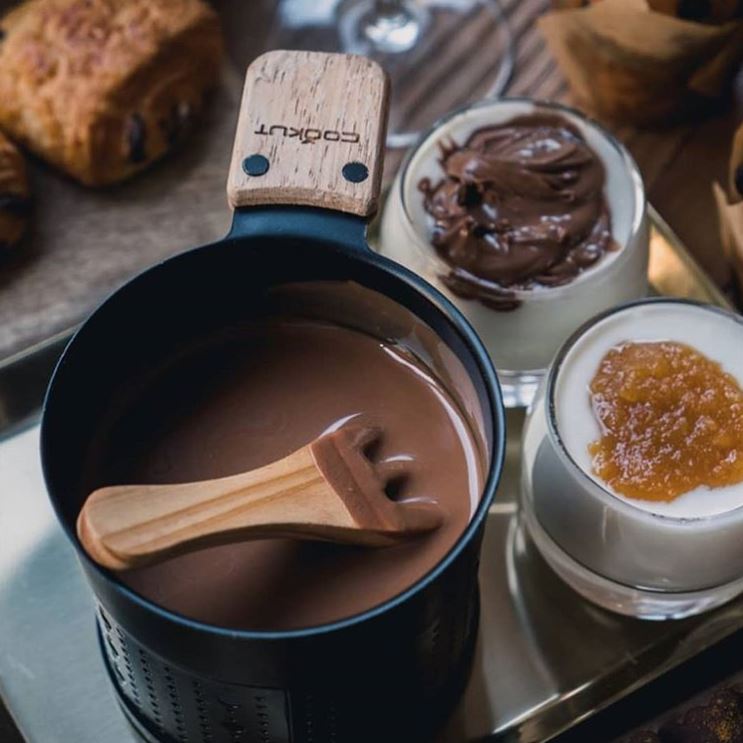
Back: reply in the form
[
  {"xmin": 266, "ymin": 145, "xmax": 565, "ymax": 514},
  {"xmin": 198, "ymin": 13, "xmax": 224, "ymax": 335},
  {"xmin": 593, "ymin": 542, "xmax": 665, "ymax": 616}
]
[{"xmin": 310, "ymin": 421, "xmax": 444, "ymax": 540}]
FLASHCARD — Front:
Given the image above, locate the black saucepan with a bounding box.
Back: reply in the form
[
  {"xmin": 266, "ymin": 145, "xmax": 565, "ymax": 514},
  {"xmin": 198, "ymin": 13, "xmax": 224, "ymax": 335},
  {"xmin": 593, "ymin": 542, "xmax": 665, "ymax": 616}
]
[{"xmin": 41, "ymin": 51, "xmax": 505, "ymax": 743}]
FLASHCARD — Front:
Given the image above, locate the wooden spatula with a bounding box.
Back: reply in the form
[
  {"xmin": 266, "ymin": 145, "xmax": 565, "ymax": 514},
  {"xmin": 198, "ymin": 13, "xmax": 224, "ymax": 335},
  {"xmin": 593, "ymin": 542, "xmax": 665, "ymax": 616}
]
[{"xmin": 77, "ymin": 421, "xmax": 443, "ymax": 571}]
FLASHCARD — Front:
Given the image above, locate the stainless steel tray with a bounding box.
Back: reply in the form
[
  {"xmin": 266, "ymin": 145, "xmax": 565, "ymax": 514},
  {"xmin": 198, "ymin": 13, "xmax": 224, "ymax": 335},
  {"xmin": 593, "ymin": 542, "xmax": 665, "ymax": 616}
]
[{"xmin": 0, "ymin": 209, "xmax": 739, "ymax": 743}]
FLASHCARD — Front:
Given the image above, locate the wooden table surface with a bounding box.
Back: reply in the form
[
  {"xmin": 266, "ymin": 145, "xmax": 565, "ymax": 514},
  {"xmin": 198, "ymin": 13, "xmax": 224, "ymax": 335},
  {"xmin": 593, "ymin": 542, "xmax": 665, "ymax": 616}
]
[{"xmin": 0, "ymin": 0, "xmax": 740, "ymax": 361}]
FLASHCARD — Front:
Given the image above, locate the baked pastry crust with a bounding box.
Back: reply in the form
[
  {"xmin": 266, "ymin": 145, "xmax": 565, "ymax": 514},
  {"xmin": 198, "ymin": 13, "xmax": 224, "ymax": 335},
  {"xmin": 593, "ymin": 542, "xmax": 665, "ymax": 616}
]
[
  {"xmin": 0, "ymin": 0, "xmax": 223, "ymax": 186},
  {"xmin": 0, "ymin": 131, "xmax": 30, "ymax": 249}
]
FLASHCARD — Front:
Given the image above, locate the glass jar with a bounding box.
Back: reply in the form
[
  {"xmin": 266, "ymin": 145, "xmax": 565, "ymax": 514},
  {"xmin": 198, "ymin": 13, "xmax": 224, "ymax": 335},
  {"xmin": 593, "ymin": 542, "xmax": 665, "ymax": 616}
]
[
  {"xmin": 520, "ymin": 299, "xmax": 743, "ymax": 620},
  {"xmin": 379, "ymin": 99, "xmax": 649, "ymax": 407}
]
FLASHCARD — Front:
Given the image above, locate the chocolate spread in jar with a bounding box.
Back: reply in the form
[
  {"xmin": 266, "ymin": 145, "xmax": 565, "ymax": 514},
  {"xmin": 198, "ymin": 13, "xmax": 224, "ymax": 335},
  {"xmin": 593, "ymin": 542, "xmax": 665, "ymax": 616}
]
[
  {"xmin": 84, "ymin": 318, "xmax": 484, "ymax": 631},
  {"xmin": 419, "ymin": 113, "xmax": 614, "ymax": 311}
]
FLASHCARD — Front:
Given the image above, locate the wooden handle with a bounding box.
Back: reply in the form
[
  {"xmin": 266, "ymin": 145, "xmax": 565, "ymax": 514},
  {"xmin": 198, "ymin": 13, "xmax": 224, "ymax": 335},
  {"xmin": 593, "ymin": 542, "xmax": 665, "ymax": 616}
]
[
  {"xmin": 226, "ymin": 50, "xmax": 390, "ymax": 217},
  {"xmin": 78, "ymin": 423, "xmax": 443, "ymax": 571},
  {"xmin": 77, "ymin": 445, "xmax": 364, "ymax": 571}
]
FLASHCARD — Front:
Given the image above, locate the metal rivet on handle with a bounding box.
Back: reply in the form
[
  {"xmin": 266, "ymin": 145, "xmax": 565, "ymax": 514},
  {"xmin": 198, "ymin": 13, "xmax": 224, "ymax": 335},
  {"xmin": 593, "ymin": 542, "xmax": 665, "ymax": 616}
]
[
  {"xmin": 243, "ymin": 154, "xmax": 269, "ymax": 177},
  {"xmin": 342, "ymin": 162, "xmax": 368, "ymax": 183}
]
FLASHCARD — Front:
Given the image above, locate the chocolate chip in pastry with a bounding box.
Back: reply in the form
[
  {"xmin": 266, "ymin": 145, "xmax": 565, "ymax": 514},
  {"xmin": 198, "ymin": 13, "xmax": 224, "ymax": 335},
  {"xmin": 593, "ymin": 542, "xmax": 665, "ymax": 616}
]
[
  {"xmin": 0, "ymin": 0, "xmax": 224, "ymax": 186},
  {"xmin": 0, "ymin": 131, "xmax": 30, "ymax": 250}
]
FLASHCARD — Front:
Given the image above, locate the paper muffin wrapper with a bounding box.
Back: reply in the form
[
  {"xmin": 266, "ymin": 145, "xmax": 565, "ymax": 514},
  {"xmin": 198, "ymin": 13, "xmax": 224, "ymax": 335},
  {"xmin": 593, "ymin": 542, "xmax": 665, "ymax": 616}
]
[
  {"xmin": 730, "ymin": 121, "xmax": 743, "ymax": 197},
  {"xmin": 715, "ymin": 121, "xmax": 743, "ymax": 291},
  {"xmin": 539, "ymin": 0, "xmax": 743, "ymax": 125},
  {"xmin": 712, "ymin": 124, "xmax": 743, "ymax": 288},
  {"xmin": 715, "ymin": 184, "xmax": 743, "ymax": 291}
]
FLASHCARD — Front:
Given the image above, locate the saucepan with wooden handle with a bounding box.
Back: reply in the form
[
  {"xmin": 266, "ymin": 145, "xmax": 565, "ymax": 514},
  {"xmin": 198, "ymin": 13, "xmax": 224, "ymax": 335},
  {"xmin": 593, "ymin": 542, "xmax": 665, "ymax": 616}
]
[{"xmin": 41, "ymin": 51, "xmax": 505, "ymax": 743}]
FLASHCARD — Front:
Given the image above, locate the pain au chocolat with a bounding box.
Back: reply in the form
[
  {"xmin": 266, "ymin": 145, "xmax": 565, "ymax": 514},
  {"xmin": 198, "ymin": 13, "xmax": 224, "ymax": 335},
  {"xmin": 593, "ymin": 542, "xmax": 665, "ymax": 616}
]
[{"xmin": 0, "ymin": 0, "xmax": 223, "ymax": 186}]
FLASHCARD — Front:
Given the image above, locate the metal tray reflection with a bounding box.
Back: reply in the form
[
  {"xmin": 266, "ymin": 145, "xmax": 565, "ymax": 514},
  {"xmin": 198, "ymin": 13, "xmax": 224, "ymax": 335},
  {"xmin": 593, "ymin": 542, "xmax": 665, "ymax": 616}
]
[{"xmin": 0, "ymin": 209, "xmax": 739, "ymax": 743}]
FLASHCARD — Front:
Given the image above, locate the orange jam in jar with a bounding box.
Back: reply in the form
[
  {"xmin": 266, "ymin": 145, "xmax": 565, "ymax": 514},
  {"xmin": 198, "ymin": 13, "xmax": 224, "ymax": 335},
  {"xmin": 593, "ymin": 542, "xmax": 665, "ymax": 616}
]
[{"xmin": 588, "ymin": 341, "xmax": 743, "ymax": 502}]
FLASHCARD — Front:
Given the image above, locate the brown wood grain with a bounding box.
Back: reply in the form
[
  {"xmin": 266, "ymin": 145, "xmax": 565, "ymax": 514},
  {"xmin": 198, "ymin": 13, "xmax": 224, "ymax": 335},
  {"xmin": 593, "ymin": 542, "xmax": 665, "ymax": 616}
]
[
  {"xmin": 78, "ymin": 444, "xmax": 356, "ymax": 571},
  {"xmin": 0, "ymin": 0, "xmax": 739, "ymax": 361},
  {"xmin": 78, "ymin": 422, "xmax": 441, "ymax": 571},
  {"xmin": 227, "ymin": 50, "xmax": 389, "ymax": 216}
]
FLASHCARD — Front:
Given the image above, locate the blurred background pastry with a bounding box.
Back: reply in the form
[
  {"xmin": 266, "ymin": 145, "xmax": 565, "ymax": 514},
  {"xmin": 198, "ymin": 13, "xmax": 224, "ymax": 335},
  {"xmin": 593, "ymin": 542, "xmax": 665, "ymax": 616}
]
[
  {"xmin": 540, "ymin": 0, "xmax": 743, "ymax": 125},
  {"xmin": 554, "ymin": 0, "xmax": 743, "ymax": 23},
  {"xmin": 0, "ymin": 0, "xmax": 224, "ymax": 186},
  {"xmin": 0, "ymin": 131, "xmax": 29, "ymax": 250}
]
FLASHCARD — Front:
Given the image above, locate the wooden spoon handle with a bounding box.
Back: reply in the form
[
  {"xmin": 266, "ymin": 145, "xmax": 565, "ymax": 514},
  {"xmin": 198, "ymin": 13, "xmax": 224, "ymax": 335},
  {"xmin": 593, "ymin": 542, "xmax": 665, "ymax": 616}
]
[
  {"xmin": 77, "ymin": 445, "xmax": 361, "ymax": 571},
  {"xmin": 78, "ymin": 422, "xmax": 444, "ymax": 572}
]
